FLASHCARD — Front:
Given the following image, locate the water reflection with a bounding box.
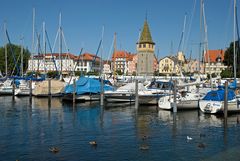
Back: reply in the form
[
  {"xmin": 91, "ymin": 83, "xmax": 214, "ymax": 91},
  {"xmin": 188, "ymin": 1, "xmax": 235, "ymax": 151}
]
[{"xmin": 0, "ymin": 96, "xmax": 240, "ymax": 160}]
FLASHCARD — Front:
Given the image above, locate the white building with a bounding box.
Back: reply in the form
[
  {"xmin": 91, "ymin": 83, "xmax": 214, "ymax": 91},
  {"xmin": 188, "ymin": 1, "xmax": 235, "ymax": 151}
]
[
  {"xmin": 28, "ymin": 53, "xmax": 100, "ymax": 74},
  {"xmin": 204, "ymin": 49, "xmax": 227, "ymax": 76}
]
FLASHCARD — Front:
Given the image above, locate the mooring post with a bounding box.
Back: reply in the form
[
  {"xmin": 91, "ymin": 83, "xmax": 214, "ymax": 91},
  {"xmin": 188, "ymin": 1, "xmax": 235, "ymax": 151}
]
[
  {"xmin": 100, "ymin": 77, "xmax": 104, "ymax": 106},
  {"xmin": 173, "ymin": 79, "xmax": 177, "ymax": 113},
  {"xmin": 73, "ymin": 78, "xmax": 76, "ymax": 104},
  {"xmin": 12, "ymin": 79, "xmax": 15, "ymax": 97},
  {"xmin": 224, "ymin": 81, "xmax": 228, "ymax": 119},
  {"xmin": 135, "ymin": 79, "xmax": 139, "ymax": 109},
  {"xmin": 48, "ymin": 79, "xmax": 51, "ymax": 96},
  {"xmin": 29, "ymin": 79, "xmax": 32, "ymax": 97}
]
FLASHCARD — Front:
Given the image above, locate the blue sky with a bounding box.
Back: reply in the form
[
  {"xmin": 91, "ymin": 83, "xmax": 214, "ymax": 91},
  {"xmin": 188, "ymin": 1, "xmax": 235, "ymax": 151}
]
[{"xmin": 0, "ymin": 0, "xmax": 238, "ymax": 60}]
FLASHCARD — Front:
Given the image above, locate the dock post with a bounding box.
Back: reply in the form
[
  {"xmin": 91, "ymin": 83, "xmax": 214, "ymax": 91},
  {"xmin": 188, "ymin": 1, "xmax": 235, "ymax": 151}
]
[
  {"xmin": 100, "ymin": 77, "xmax": 104, "ymax": 106},
  {"xmin": 48, "ymin": 79, "xmax": 51, "ymax": 107},
  {"xmin": 173, "ymin": 80, "xmax": 177, "ymax": 113},
  {"xmin": 48, "ymin": 79, "xmax": 51, "ymax": 96},
  {"xmin": 12, "ymin": 79, "xmax": 15, "ymax": 97},
  {"xmin": 135, "ymin": 79, "xmax": 139, "ymax": 109},
  {"xmin": 224, "ymin": 81, "xmax": 228, "ymax": 118},
  {"xmin": 29, "ymin": 79, "xmax": 32, "ymax": 97},
  {"xmin": 12, "ymin": 79, "xmax": 15, "ymax": 100},
  {"xmin": 73, "ymin": 78, "xmax": 76, "ymax": 104}
]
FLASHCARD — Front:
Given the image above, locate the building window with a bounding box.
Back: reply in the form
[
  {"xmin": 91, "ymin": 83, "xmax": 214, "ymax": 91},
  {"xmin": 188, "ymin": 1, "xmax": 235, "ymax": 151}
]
[
  {"xmin": 139, "ymin": 44, "xmax": 142, "ymax": 48},
  {"xmin": 143, "ymin": 44, "xmax": 146, "ymax": 48}
]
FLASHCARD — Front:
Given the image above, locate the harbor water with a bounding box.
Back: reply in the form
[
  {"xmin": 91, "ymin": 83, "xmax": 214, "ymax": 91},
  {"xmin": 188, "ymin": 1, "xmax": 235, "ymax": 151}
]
[{"xmin": 0, "ymin": 96, "xmax": 240, "ymax": 161}]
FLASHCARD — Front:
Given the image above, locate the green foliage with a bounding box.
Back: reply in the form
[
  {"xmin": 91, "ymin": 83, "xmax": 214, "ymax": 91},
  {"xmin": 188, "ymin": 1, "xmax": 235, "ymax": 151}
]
[
  {"xmin": 132, "ymin": 71, "xmax": 136, "ymax": 76},
  {"xmin": 158, "ymin": 73, "xmax": 166, "ymax": 76},
  {"xmin": 211, "ymin": 73, "xmax": 217, "ymax": 78},
  {"xmin": 87, "ymin": 71, "xmax": 98, "ymax": 75},
  {"xmin": 116, "ymin": 70, "xmax": 123, "ymax": 75},
  {"xmin": 183, "ymin": 72, "xmax": 192, "ymax": 76},
  {"xmin": 221, "ymin": 68, "xmax": 233, "ymax": 78},
  {"xmin": 154, "ymin": 71, "xmax": 159, "ymax": 76},
  {"xmin": 47, "ymin": 71, "xmax": 59, "ymax": 78},
  {"xmin": 0, "ymin": 44, "xmax": 31, "ymax": 76},
  {"xmin": 223, "ymin": 40, "xmax": 240, "ymax": 77},
  {"xmin": 26, "ymin": 71, "xmax": 41, "ymax": 77}
]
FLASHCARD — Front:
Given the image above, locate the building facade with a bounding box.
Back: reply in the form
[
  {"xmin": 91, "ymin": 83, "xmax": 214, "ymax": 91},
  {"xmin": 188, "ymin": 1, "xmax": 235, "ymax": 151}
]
[
  {"xmin": 204, "ymin": 49, "xmax": 227, "ymax": 76},
  {"xmin": 159, "ymin": 56, "xmax": 180, "ymax": 75},
  {"xmin": 112, "ymin": 51, "xmax": 130, "ymax": 74},
  {"xmin": 184, "ymin": 59, "xmax": 205, "ymax": 74},
  {"xmin": 27, "ymin": 53, "xmax": 100, "ymax": 74}
]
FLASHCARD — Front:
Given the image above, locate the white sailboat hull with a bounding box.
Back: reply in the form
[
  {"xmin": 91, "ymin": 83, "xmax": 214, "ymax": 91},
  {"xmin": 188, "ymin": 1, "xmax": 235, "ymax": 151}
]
[
  {"xmin": 158, "ymin": 94, "xmax": 199, "ymax": 110},
  {"xmin": 199, "ymin": 99, "xmax": 240, "ymax": 114}
]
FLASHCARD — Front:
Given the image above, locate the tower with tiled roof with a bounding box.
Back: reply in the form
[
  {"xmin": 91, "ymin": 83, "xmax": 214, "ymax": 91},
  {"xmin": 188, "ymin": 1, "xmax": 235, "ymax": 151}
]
[{"xmin": 137, "ymin": 19, "xmax": 155, "ymax": 75}]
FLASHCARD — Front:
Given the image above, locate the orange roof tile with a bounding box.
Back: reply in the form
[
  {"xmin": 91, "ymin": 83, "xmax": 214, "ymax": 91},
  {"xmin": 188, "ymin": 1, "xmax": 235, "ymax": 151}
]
[
  {"xmin": 112, "ymin": 50, "xmax": 137, "ymax": 61},
  {"xmin": 204, "ymin": 49, "xmax": 225, "ymax": 63}
]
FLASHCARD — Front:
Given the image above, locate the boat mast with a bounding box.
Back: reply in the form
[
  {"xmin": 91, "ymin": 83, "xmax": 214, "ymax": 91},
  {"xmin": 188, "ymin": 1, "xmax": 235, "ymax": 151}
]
[
  {"xmin": 203, "ymin": 1, "xmax": 212, "ymax": 89},
  {"xmin": 4, "ymin": 21, "xmax": 7, "ymax": 77},
  {"xmin": 43, "ymin": 22, "xmax": 46, "ymax": 74},
  {"xmin": 20, "ymin": 36, "xmax": 24, "ymax": 77},
  {"xmin": 233, "ymin": 0, "xmax": 236, "ymax": 80},
  {"xmin": 113, "ymin": 32, "xmax": 116, "ymax": 79},
  {"xmin": 59, "ymin": 12, "xmax": 63, "ymax": 80},
  {"xmin": 32, "ymin": 8, "xmax": 35, "ymax": 73}
]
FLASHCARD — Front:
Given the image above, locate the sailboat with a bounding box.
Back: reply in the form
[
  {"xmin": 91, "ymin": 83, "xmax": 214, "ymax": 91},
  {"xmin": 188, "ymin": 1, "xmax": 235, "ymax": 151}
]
[
  {"xmin": 199, "ymin": 0, "xmax": 240, "ymax": 114},
  {"xmin": 63, "ymin": 76, "xmax": 114, "ymax": 102},
  {"xmin": 32, "ymin": 12, "xmax": 66, "ymax": 97}
]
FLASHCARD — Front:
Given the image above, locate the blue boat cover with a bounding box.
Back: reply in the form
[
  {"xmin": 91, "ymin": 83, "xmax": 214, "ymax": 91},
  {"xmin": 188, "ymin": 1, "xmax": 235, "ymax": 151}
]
[
  {"xmin": 218, "ymin": 80, "xmax": 237, "ymax": 89},
  {"xmin": 202, "ymin": 89, "xmax": 236, "ymax": 101},
  {"xmin": 64, "ymin": 76, "xmax": 114, "ymax": 95}
]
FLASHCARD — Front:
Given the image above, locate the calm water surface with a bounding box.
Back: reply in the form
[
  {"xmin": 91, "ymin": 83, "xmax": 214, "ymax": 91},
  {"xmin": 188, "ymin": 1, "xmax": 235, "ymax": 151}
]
[{"xmin": 0, "ymin": 96, "xmax": 240, "ymax": 161}]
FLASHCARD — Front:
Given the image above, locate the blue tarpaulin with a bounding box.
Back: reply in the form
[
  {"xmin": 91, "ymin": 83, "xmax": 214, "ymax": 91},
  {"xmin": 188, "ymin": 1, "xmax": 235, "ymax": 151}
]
[
  {"xmin": 218, "ymin": 80, "xmax": 237, "ymax": 89},
  {"xmin": 64, "ymin": 76, "xmax": 114, "ymax": 95},
  {"xmin": 202, "ymin": 89, "xmax": 236, "ymax": 101}
]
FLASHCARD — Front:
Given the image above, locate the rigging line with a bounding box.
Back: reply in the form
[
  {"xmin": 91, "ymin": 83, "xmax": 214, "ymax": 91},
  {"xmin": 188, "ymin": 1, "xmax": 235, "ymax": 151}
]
[
  {"xmin": 184, "ymin": 0, "xmax": 197, "ymax": 55},
  {"xmin": 92, "ymin": 39, "xmax": 102, "ymax": 65},
  {"xmin": 5, "ymin": 30, "xmax": 20, "ymax": 76},
  {"xmin": 235, "ymin": 3, "xmax": 240, "ymax": 65},
  {"xmin": 52, "ymin": 28, "xmax": 60, "ymax": 53},
  {"xmin": 45, "ymin": 30, "xmax": 59, "ymax": 74},
  {"xmin": 107, "ymin": 35, "xmax": 115, "ymax": 64},
  {"xmin": 61, "ymin": 30, "xmax": 70, "ymax": 54},
  {"xmin": 178, "ymin": 13, "xmax": 187, "ymax": 52},
  {"xmin": 11, "ymin": 51, "xmax": 21, "ymax": 76},
  {"xmin": 67, "ymin": 48, "xmax": 83, "ymax": 86},
  {"xmin": 223, "ymin": 0, "xmax": 233, "ymax": 48}
]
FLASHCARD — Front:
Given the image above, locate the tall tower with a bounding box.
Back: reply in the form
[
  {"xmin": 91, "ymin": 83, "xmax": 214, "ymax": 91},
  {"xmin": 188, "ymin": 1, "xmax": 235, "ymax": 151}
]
[{"xmin": 137, "ymin": 20, "xmax": 155, "ymax": 76}]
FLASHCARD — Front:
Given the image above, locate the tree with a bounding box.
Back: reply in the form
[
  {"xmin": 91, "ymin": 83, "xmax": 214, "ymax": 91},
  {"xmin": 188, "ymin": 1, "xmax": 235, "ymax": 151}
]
[
  {"xmin": 0, "ymin": 44, "xmax": 31, "ymax": 76},
  {"xmin": 223, "ymin": 40, "xmax": 240, "ymax": 77},
  {"xmin": 47, "ymin": 71, "xmax": 59, "ymax": 78},
  {"xmin": 116, "ymin": 70, "xmax": 123, "ymax": 75},
  {"xmin": 221, "ymin": 68, "xmax": 233, "ymax": 78}
]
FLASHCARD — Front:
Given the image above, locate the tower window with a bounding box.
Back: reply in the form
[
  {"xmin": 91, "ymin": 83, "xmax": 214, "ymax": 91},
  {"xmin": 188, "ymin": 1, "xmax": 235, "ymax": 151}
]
[
  {"xmin": 143, "ymin": 44, "xmax": 146, "ymax": 48},
  {"xmin": 139, "ymin": 44, "xmax": 142, "ymax": 48}
]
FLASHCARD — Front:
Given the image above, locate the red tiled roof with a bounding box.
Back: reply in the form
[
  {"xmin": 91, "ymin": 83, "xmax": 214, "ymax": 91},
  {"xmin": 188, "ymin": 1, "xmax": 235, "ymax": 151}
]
[
  {"xmin": 34, "ymin": 53, "xmax": 76, "ymax": 59},
  {"xmin": 33, "ymin": 52, "xmax": 100, "ymax": 62},
  {"xmin": 204, "ymin": 49, "xmax": 225, "ymax": 63},
  {"xmin": 127, "ymin": 54, "xmax": 136, "ymax": 61},
  {"xmin": 112, "ymin": 50, "xmax": 136, "ymax": 61}
]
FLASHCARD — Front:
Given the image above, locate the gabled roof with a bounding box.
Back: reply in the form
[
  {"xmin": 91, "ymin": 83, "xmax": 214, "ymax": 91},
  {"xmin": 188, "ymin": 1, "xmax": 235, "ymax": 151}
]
[
  {"xmin": 34, "ymin": 53, "xmax": 76, "ymax": 59},
  {"xmin": 138, "ymin": 20, "xmax": 155, "ymax": 45},
  {"xmin": 204, "ymin": 49, "xmax": 225, "ymax": 63},
  {"xmin": 33, "ymin": 52, "xmax": 100, "ymax": 62},
  {"xmin": 159, "ymin": 56, "xmax": 177, "ymax": 62},
  {"xmin": 76, "ymin": 53, "xmax": 100, "ymax": 61}
]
